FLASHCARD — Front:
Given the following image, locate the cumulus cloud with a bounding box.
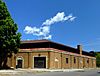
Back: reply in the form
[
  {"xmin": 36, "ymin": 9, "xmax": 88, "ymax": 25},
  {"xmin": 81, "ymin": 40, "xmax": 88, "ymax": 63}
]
[
  {"xmin": 42, "ymin": 12, "xmax": 76, "ymax": 26},
  {"xmin": 24, "ymin": 26, "xmax": 40, "ymax": 34},
  {"xmin": 24, "ymin": 12, "xmax": 76, "ymax": 40},
  {"xmin": 24, "ymin": 26, "xmax": 51, "ymax": 39},
  {"xmin": 44, "ymin": 35, "xmax": 52, "ymax": 39}
]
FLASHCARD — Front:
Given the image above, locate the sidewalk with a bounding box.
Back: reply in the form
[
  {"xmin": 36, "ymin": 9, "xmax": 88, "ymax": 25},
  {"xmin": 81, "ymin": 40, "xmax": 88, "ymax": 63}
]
[
  {"xmin": 0, "ymin": 68, "xmax": 93, "ymax": 74},
  {"xmin": 15, "ymin": 68, "xmax": 84, "ymax": 72}
]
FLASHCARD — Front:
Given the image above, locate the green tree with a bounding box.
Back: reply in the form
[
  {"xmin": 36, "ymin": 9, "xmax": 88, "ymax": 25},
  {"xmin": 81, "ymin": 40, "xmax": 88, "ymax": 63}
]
[
  {"xmin": 95, "ymin": 52, "xmax": 100, "ymax": 67},
  {"xmin": 0, "ymin": 0, "xmax": 21, "ymax": 69}
]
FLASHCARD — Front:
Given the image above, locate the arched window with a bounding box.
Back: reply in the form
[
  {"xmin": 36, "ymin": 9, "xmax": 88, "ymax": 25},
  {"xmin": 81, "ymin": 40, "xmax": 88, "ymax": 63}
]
[{"xmin": 16, "ymin": 56, "xmax": 24, "ymax": 68}]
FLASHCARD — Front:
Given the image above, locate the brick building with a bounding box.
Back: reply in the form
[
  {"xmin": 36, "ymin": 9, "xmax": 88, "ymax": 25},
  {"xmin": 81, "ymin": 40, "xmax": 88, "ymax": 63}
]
[{"xmin": 7, "ymin": 40, "xmax": 96, "ymax": 69}]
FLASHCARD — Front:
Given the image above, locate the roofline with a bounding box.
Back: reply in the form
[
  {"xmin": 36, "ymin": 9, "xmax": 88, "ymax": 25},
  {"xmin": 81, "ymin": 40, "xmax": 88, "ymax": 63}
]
[
  {"xmin": 21, "ymin": 39, "xmax": 50, "ymax": 43},
  {"xmin": 21, "ymin": 39, "xmax": 76, "ymax": 50},
  {"xmin": 21, "ymin": 39, "xmax": 93, "ymax": 56}
]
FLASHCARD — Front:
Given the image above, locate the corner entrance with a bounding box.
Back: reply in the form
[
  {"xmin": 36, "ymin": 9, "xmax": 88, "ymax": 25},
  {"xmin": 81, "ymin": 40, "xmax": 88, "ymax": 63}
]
[
  {"xmin": 16, "ymin": 57, "xmax": 23, "ymax": 68},
  {"xmin": 34, "ymin": 57, "xmax": 46, "ymax": 68}
]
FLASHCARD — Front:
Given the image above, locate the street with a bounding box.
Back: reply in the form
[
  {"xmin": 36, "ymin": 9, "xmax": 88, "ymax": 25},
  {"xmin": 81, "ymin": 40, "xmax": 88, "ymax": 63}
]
[
  {"xmin": 21, "ymin": 69, "xmax": 100, "ymax": 76},
  {"xmin": 0, "ymin": 69, "xmax": 100, "ymax": 76}
]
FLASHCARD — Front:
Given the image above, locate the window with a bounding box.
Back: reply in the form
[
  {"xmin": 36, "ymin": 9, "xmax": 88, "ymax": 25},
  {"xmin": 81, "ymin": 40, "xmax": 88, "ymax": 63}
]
[
  {"xmin": 66, "ymin": 58, "xmax": 68, "ymax": 64},
  {"xmin": 74, "ymin": 57, "xmax": 76, "ymax": 63},
  {"xmin": 87, "ymin": 59, "xmax": 89, "ymax": 63}
]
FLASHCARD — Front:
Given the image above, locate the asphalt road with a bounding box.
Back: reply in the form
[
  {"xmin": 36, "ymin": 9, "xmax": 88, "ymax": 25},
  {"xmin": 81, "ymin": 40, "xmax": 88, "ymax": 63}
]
[
  {"xmin": 22, "ymin": 69, "xmax": 100, "ymax": 76},
  {"xmin": 0, "ymin": 69, "xmax": 100, "ymax": 76}
]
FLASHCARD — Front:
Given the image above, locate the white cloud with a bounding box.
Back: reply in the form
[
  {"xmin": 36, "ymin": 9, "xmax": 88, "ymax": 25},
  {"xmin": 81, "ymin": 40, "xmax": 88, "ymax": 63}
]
[
  {"xmin": 24, "ymin": 26, "xmax": 40, "ymax": 34},
  {"xmin": 24, "ymin": 12, "xmax": 76, "ymax": 40},
  {"xmin": 67, "ymin": 14, "xmax": 76, "ymax": 21},
  {"xmin": 43, "ymin": 35, "xmax": 52, "ymax": 39},
  {"xmin": 24, "ymin": 26, "xmax": 34, "ymax": 34},
  {"xmin": 42, "ymin": 12, "xmax": 76, "ymax": 26},
  {"xmin": 24, "ymin": 26, "xmax": 51, "ymax": 39},
  {"xmin": 69, "ymin": 17, "xmax": 76, "ymax": 21},
  {"xmin": 42, "ymin": 26, "xmax": 50, "ymax": 35}
]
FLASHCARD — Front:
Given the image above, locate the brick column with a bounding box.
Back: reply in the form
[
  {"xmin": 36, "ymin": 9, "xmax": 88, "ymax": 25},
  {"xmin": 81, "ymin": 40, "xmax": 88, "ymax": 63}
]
[{"xmin": 29, "ymin": 52, "xmax": 32, "ymax": 68}]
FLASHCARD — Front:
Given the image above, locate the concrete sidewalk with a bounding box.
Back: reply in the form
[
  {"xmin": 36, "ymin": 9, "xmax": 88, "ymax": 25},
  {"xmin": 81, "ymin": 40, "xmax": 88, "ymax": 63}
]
[
  {"xmin": 0, "ymin": 68, "xmax": 93, "ymax": 73},
  {"xmin": 15, "ymin": 68, "xmax": 84, "ymax": 72}
]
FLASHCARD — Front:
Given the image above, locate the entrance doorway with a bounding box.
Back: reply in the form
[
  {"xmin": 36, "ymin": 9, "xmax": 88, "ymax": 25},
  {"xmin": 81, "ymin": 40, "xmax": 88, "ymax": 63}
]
[
  {"xmin": 34, "ymin": 57, "xmax": 46, "ymax": 68},
  {"xmin": 16, "ymin": 57, "xmax": 23, "ymax": 68}
]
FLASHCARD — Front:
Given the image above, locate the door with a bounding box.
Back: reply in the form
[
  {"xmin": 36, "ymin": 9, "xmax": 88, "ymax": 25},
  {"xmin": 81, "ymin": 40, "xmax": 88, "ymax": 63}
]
[
  {"xmin": 16, "ymin": 57, "xmax": 23, "ymax": 68},
  {"xmin": 34, "ymin": 57, "xmax": 46, "ymax": 68}
]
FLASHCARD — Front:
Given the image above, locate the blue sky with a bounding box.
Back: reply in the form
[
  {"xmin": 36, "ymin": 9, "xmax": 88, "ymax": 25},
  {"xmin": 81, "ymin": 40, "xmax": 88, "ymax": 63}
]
[{"xmin": 3, "ymin": 0, "xmax": 100, "ymax": 52}]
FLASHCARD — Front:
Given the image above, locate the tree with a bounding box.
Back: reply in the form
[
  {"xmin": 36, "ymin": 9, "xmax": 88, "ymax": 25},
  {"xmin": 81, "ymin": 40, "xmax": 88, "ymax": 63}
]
[
  {"xmin": 95, "ymin": 52, "xmax": 100, "ymax": 67},
  {"xmin": 0, "ymin": 0, "xmax": 21, "ymax": 69},
  {"xmin": 89, "ymin": 51, "xmax": 95, "ymax": 56}
]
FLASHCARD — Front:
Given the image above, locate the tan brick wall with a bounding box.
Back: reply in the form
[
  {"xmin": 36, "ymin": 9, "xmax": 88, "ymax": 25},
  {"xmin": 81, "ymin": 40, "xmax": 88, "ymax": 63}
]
[
  {"xmin": 49, "ymin": 52, "xmax": 62, "ymax": 69},
  {"xmin": 28, "ymin": 53, "xmax": 32, "ymax": 68},
  {"xmin": 72, "ymin": 56, "xmax": 78, "ymax": 68},
  {"xmin": 93, "ymin": 59, "xmax": 96, "ymax": 68},
  {"xmin": 62, "ymin": 54, "xmax": 70, "ymax": 69},
  {"xmin": 15, "ymin": 53, "xmax": 29, "ymax": 68},
  {"xmin": 89, "ymin": 58, "xmax": 92, "ymax": 68},
  {"xmin": 7, "ymin": 48, "xmax": 96, "ymax": 69},
  {"xmin": 13, "ymin": 52, "xmax": 49, "ymax": 69},
  {"xmin": 70, "ymin": 55, "xmax": 73, "ymax": 68},
  {"xmin": 69, "ymin": 55, "xmax": 79, "ymax": 68},
  {"xmin": 49, "ymin": 52, "xmax": 55, "ymax": 69},
  {"xmin": 83, "ymin": 57, "xmax": 89, "ymax": 68},
  {"xmin": 55, "ymin": 52, "xmax": 61, "ymax": 69},
  {"xmin": 78, "ymin": 57, "xmax": 84, "ymax": 68}
]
